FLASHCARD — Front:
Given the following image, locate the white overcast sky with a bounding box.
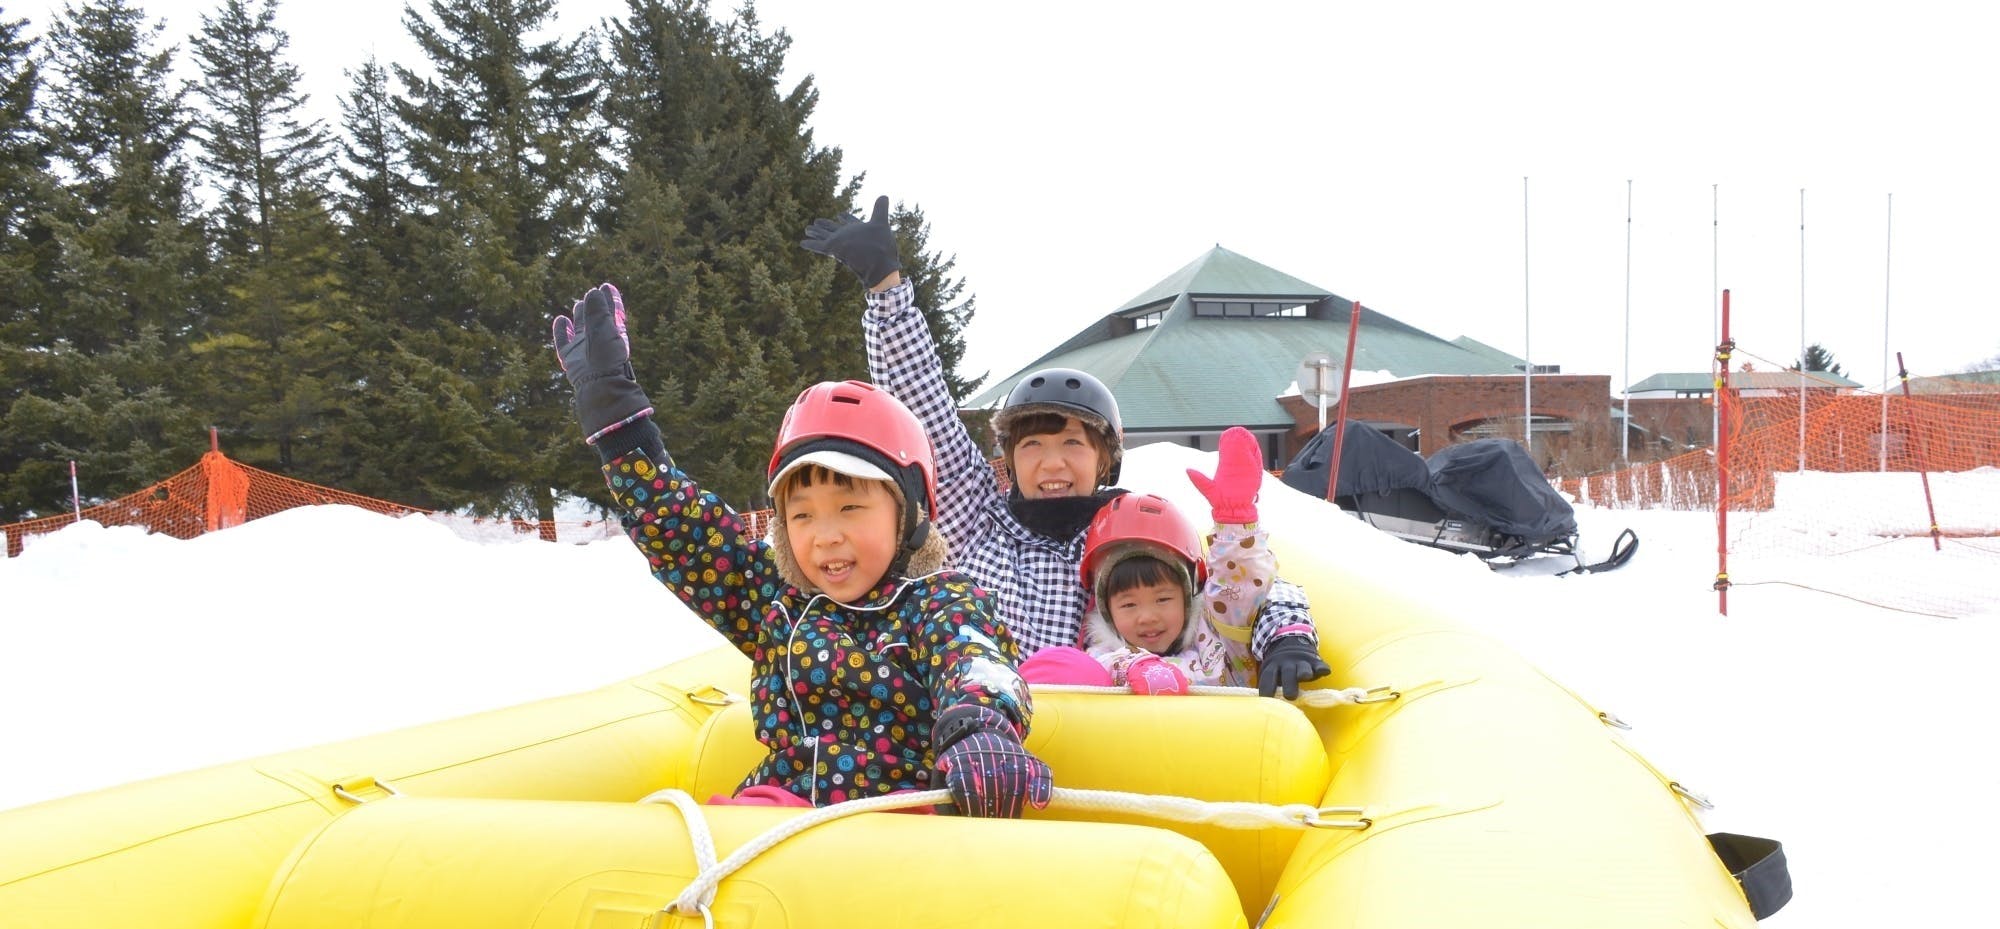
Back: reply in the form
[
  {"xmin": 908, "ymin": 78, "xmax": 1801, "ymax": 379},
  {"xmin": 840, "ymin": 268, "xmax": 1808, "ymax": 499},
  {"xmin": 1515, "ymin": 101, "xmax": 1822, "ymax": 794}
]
[{"xmin": 17, "ymin": 0, "xmax": 2000, "ymax": 393}]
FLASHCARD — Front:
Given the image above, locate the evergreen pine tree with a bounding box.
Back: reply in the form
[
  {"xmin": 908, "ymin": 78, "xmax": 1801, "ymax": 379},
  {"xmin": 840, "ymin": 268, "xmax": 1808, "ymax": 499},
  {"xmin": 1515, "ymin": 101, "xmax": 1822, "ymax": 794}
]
[
  {"xmin": 0, "ymin": 9, "xmax": 60, "ymax": 519},
  {"xmin": 188, "ymin": 0, "xmax": 354, "ymax": 477},
  {"xmin": 16, "ymin": 0, "xmax": 207, "ymax": 510},
  {"xmin": 594, "ymin": 0, "xmax": 917, "ymax": 507},
  {"xmin": 332, "ymin": 56, "xmax": 415, "ymax": 302},
  {"xmin": 1792, "ymin": 343, "xmax": 1847, "ymax": 378},
  {"xmin": 387, "ymin": 0, "xmax": 604, "ymax": 516}
]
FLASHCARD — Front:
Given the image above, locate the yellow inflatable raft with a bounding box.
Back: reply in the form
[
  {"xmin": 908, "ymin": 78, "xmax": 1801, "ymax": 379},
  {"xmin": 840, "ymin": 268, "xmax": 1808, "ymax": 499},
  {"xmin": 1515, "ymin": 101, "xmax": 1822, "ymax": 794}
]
[{"xmin": 0, "ymin": 538, "xmax": 1781, "ymax": 928}]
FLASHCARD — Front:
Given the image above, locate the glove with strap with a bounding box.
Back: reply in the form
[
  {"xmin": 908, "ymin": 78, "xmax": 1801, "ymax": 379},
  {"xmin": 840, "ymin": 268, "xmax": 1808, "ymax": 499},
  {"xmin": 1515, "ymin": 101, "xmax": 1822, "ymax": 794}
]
[
  {"xmin": 931, "ymin": 703, "xmax": 1053, "ymax": 818},
  {"xmin": 1126, "ymin": 655, "xmax": 1191, "ymax": 696},
  {"xmin": 799, "ymin": 195, "xmax": 902, "ymax": 289},
  {"xmin": 551, "ymin": 283, "xmax": 654, "ymax": 446},
  {"xmin": 1187, "ymin": 425, "xmax": 1263, "ymax": 524},
  {"xmin": 1257, "ymin": 634, "xmax": 1331, "ymax": 700}
]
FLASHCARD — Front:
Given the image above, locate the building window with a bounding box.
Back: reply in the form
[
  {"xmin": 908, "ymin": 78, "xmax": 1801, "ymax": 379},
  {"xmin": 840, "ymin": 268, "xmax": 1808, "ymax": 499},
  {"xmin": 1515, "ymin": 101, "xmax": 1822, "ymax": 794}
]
[
  {"xmin": 1193, "ymin": 300, "xmax": 1310, "ymax": 318},
  {"xmin": 1134, "ymin": 310, "xmax": 1163, "ymax": 329}
]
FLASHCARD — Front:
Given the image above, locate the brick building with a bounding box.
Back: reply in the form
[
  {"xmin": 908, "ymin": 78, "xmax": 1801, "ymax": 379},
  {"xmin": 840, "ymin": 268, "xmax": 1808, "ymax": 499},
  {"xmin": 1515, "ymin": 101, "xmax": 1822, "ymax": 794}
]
[{"xmin": 966, "ymin": 246, "xmax": 1622, "ymax": 473}]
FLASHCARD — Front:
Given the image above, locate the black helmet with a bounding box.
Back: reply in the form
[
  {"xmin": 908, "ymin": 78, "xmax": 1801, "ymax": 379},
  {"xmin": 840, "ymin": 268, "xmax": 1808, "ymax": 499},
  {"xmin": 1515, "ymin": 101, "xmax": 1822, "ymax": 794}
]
[{"xmin": 994, "ymin": 367, "xmax": 1124, "ymax": 485}]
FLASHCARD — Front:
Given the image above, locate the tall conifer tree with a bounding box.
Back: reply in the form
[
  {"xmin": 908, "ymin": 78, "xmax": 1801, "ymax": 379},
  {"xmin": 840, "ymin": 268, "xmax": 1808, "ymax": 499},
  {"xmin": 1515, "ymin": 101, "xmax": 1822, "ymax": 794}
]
[
  {"xmin": 387, "ymin": 0, "xmax": 603, "ymax": 515},
  {"xmin": 0, "ymin": 9, "xmax": 59, "ymax": 518},
  {"xmin": 189, "ymin": 0, "xmax": 353, "ymax": 476},
  {"xmin": 594, "ymin": 0, "xmax": 847, "ymax": 506},
  {"xmin": 587, "ymin": 1, "xmax": 983, "ymax": 508},
  {"xmin": 317, "ymin": 57, "xmax": 429, "ymax": 502},
  {"xmin": 12, "ymin": 0, "xmax": 206, "ymax": 509}
]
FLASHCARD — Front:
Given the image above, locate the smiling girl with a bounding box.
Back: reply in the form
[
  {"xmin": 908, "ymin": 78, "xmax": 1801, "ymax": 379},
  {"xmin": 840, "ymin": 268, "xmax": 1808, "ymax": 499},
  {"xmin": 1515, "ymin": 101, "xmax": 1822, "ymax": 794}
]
[
  {"xmin": 1024, "ymin": 426, "xmax": 1278, "ymax": 694},
  {"xmin": 553, "ymin": 283, "xmax": 1052, "ymax": 816}
]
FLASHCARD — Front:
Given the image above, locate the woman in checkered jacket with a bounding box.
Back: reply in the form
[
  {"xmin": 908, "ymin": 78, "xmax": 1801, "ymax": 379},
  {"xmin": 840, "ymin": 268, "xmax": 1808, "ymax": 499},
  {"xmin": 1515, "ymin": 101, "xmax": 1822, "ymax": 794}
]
[{"xmin": 802, "ymin": 198, "xmax": 1332, "ymax": 699}]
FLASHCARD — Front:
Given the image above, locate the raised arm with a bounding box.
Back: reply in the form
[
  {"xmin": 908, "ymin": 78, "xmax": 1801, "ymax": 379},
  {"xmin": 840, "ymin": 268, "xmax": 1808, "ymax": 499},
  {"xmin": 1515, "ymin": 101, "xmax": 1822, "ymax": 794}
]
[
  {"xmin": 554, "ymin": 284, "xmax": 777, "ymax": 658},
  {"xmin": 1187, "ymin": 427, "xmax": 1275, "ymax": 645},
  {"xmin": 1188, "ymin": 426, "xmax": 1330, "ymax": 698},
  {"xmin": 801, "ymin": 196, "xmax": 1001, "ymax": 554}
]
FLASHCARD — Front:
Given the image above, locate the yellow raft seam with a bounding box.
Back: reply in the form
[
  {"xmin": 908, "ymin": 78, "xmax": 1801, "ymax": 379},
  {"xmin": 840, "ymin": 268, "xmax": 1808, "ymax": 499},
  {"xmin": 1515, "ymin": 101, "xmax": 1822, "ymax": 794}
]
[
  {"xmin": 4, "ymin": 701, "xmax": 697, "ymax": 887},
  {"xmin": 295, "ymin": 703, "xmax": 691, "ymax": 789}
]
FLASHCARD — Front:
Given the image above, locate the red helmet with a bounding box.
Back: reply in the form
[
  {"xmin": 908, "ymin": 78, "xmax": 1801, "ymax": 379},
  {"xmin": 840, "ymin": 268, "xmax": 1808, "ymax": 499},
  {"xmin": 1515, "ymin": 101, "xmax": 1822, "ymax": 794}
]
[
  {"xmin": 1079, "ymin": 493, "xmax": 1208, "ymax": 591},
  {"xmin": 768, "ymin": 381, "xmax": 938, "ymax": 523}
]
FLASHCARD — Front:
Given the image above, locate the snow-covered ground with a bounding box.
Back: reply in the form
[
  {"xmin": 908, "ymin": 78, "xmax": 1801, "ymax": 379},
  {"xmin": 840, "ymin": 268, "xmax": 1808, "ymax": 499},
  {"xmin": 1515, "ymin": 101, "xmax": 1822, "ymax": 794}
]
[{"xmin": 4, "ymin": 443, "xmax": 1996, "ymax": 927}]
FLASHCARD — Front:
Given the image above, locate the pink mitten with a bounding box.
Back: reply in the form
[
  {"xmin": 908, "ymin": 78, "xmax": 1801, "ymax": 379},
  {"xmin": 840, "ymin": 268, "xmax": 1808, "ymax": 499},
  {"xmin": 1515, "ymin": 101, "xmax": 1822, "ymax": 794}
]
[
  {"xmin": 1186, "ymin": 426, "xmax": 1263, "ymax": 524},
  {"xmin": 1127, "ymin": 655, "xmax": 1191, "ymax": 696}
]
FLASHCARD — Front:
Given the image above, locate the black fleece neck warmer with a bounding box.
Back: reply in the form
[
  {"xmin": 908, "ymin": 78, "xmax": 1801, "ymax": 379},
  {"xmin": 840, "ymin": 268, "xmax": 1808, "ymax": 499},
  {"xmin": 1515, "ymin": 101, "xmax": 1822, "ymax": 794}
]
[{"xmin": 1007, "ymin": 487, "xmax": 1128, "ymax": 541}]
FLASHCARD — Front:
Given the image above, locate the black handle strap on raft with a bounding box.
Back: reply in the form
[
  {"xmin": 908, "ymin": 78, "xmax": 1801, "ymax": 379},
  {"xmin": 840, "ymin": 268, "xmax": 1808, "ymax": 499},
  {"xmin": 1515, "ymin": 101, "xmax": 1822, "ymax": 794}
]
[
  {"xmin": 1708, "ymin": 832, "xmax": 1792, "ymax": 920},
  {"xmin": 1557, "ymin": 528, "xmax": 1639, "ymax": 576}
]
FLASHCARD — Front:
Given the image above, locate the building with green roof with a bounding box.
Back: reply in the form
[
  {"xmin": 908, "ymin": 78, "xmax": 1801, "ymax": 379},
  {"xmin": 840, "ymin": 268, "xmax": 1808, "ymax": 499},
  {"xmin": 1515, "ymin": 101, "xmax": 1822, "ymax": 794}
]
[
  {"xmin": 966, "ymin": 246, "xmax": 1551, "ymax": 465},
  {"xmin": 1627, "ymin": 370, "xmax": 1861, "ymax": 397}
]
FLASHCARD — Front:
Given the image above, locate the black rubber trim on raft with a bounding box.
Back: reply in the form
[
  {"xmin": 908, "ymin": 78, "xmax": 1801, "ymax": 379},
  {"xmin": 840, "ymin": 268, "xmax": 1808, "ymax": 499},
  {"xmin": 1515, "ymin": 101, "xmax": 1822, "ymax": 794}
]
[{"xmin": 1708, "ymin": 832, "xmax": 1791, "ymax": 920}]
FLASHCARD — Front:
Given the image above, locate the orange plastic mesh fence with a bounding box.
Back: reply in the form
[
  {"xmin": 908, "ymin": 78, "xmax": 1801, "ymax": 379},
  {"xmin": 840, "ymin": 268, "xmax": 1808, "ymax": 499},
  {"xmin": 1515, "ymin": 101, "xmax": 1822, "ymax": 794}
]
[
  {"xmin": 1568, "ymin": 388, "xmax": 2000, "ymax": 618},
  {"xmin": 6, "ymin": 452, "xmax": 1013, "ymax": 558},
  {"xmin": 1571, "ymin": 393, "xmax": 2000, "ymax": 511},
  {"xmin": 4, "ymin": 452, "xmax": 629, "ymax": 556}
]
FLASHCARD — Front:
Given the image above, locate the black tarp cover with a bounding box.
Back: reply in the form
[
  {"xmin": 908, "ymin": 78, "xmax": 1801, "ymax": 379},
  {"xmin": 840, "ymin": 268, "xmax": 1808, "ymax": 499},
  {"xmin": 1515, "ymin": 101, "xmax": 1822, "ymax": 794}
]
[
  {"xmin": 1279, "ymin": 421, "xmax": 1430, "ymax": 499},
  {"xmin": 1282, "ymin": 426, "xmax": 1577, "ymax": 545},
  {"xmin": 1426, "ymin": 439, "xmax": 1577, "ymax": 542}
]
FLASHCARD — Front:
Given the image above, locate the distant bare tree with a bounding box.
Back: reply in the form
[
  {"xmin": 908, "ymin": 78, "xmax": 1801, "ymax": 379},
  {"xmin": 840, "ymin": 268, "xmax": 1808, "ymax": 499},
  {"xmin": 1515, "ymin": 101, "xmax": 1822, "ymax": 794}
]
[{"xmin": 1960, "ymin": 349, "xmax": 2000, "ymax": 374}]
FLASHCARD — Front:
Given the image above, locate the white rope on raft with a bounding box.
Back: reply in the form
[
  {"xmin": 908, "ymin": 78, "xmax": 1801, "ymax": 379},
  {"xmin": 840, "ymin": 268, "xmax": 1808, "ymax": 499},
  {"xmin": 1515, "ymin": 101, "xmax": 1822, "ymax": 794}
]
[
  {"xmin": 642, "ymin": 786, "xmax": 1370, "ymax": 925},
  {"xmin": 1030, "ymin": 681, "xmax": 1396, "ymax": 707}
]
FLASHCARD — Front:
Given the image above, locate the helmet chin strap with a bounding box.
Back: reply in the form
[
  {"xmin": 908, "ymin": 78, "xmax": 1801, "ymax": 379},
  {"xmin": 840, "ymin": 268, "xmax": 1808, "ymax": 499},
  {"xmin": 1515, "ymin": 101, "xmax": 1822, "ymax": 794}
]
[
  {"xmin": 903, "ymin": 519, "xmax": 932, "ymax": 554},
  {"xmin": 889, "ymin": 518, "xmax": 932, "ymax": 577}
]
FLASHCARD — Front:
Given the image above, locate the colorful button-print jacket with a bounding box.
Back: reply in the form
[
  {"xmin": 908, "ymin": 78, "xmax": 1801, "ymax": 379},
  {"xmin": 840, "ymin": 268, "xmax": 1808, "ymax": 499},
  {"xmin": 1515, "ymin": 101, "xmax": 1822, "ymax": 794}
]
[
  {"xmin": 863, "ymin": 280, "xmax": 1323, "ymax": 659},
  {"xmin": 603, "ymin": 446, "xmax": 1033, "ymax": 807}
]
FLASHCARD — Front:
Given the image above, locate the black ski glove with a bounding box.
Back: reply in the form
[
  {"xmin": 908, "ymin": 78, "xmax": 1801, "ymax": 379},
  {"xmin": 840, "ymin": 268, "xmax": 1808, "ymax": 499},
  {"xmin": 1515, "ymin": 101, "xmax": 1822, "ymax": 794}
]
[
  {"xmin": 799, "ymin": 195, "xmax": 901, "ymax": 289},
  {"xmin": 1258, "ymin": 635, "xmax": 1331, "ymax": 700},
  {"xmin": 551, "ymin": 283, "xmax": 654, "ymax": 446},
  {"xmin": 931, "ymin": 703, "xmax": 1053, "ymax": 818}
]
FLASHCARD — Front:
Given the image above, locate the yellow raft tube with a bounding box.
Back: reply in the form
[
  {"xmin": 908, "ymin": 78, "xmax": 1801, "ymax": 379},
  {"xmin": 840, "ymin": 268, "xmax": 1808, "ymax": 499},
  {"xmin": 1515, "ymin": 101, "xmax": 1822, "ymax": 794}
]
[{"xmin": 0, "ymin": 537, "xmax": 1772, "ymax": 928}]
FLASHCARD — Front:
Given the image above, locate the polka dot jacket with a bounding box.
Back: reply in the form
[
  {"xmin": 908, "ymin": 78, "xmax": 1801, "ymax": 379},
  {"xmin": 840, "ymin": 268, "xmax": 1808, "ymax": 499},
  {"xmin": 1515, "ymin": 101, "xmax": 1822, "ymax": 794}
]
[{"xmin": 603, "ymin": 446, "xmax": 1033, "ymax": 807}]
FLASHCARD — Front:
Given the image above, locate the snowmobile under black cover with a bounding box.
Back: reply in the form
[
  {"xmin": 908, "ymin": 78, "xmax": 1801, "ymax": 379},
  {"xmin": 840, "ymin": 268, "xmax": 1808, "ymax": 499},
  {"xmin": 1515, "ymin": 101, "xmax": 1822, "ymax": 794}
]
[
  {"xmin": 1279, "ymin": 421, "xmax": 1431, "ymax": 500},
  {"xmin": 1280, "ymin": 424, "xmax": 1632, "ymax": 572},
  {"xmin": 1425, "ymin": 439, "xmax": 1577, "ymax": 544}
]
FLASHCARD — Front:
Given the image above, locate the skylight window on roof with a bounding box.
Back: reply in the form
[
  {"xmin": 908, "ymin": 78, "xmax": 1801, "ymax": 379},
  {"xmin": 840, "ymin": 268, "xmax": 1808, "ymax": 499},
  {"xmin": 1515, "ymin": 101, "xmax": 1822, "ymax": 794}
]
[{"xmin": 1193, "ymin": 300, "xmax": 1309, "ymax": 318}]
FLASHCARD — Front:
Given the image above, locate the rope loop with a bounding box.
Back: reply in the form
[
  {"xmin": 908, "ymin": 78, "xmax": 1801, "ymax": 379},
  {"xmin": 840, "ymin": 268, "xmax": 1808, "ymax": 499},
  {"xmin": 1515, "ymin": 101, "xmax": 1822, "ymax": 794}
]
[
  {"xmin": 1030, "ymin": 681, "xmax": 1393, "ymax": 708},
  {"xmin": 644, "ymin": 784, "xmax": 1374, "ymax": 917}
]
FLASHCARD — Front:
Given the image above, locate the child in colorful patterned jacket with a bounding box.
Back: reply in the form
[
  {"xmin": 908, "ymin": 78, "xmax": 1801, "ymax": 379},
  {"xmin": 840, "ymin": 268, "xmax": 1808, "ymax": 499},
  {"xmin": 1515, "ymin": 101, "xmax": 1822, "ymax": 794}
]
[
  {"xmin": 1021, "ymin": 427, "xmax": 1292, "ymax": 695},
  {"xmin": 552, "ymin": 282, "xmax": 1052, "ymax": 816}
]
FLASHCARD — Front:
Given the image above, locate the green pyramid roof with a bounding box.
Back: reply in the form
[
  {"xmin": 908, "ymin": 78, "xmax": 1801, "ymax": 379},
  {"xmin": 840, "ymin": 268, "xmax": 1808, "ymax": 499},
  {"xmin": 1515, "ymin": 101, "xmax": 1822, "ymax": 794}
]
[{"xmin": 968, "ymin": 247, "xmax": 1524, "ymax": 431}]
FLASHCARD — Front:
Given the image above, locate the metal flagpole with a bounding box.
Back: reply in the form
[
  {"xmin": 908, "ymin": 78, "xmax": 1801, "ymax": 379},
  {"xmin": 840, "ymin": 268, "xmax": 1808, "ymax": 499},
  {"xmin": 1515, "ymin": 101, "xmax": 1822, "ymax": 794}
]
[
  {"xmin": 1880, "ymin": 193, "xmax": 1893, "ymax": 472},
  {"xmin": 1622, "ymin": 179, "xmax": 1633, "ymax": 464},
  {"xmin": 1523, "ymin": 177, "xmax": 1533, "ymax": 453},
  {"xmin": 1324, "ymin": 303, "xmax": 1365, "ymax": 503},
  {"xmin": 1798, "ymin": 189, "xmax": 1807, "ymax": 473}
]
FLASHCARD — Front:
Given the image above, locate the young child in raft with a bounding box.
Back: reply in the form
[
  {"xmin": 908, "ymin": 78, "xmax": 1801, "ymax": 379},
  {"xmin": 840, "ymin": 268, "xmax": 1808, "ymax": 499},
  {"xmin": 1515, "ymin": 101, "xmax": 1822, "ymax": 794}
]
[
  {"xmin": 1021, "ymin": 427, "xmax": 1282, "ymax": 695},
  {"xmin": 552, "ymin": 282, "xmax": 1052, "ymax": 816}
]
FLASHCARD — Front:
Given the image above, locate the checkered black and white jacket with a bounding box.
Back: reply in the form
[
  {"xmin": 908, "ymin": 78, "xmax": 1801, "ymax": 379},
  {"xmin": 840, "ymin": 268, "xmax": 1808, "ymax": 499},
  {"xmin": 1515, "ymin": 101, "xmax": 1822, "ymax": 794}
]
[{"xmin": 863, "ymin": 281, "xmax": 1320, "ymax": 659}]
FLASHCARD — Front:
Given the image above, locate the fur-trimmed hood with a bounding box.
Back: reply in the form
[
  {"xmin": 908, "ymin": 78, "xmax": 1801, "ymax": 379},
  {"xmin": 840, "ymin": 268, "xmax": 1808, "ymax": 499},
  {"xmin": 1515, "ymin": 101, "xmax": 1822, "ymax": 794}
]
[{"xmin": 768, "ymin": 506, "xmax": 950, "ymax": 597}]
